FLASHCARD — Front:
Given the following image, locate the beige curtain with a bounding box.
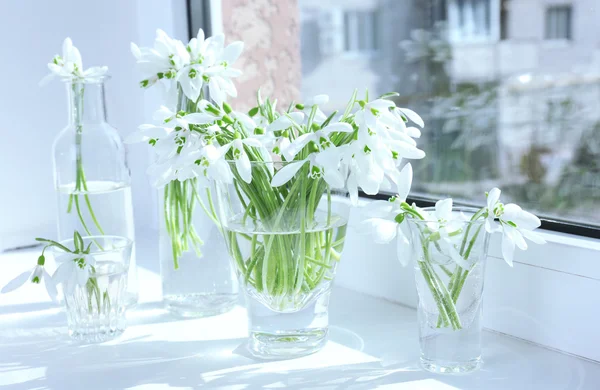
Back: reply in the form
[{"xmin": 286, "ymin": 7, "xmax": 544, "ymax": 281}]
[{"xmin": 221, "ymin": 0, "xmax": 301, "ymax": 110}]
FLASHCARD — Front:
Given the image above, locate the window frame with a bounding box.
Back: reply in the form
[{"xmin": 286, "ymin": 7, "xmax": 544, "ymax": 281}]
[
  {"xmin": 360, "ymin": 191, "xmax": 600, "ymax": 239},
  {"xmin": 544, "ymin": 4, "xmax": 573, "ymax": 41}
]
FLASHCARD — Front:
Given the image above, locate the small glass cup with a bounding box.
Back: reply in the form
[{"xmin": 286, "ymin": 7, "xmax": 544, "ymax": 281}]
[{"xmin": 52, "ymin": 235, "xmax": 133, "ymax": 343}]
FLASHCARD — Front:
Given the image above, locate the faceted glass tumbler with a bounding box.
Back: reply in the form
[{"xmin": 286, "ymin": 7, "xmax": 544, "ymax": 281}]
[
  {"xmin": 407, "ymin": 207, "xmax": 490, "ymax": 374},
  {"xmin": 53, "ymin": 235, "xmax": 133, "ymax": 343}
]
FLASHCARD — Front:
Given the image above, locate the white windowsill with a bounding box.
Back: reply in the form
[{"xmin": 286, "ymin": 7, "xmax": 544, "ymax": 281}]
[
  {"xmin": 1, "ymin": 239, "xmax": 599, "ymax": 389},
  {"xmin": 336, "ymin": 197, "xmax": 600, "ymax": 363}
]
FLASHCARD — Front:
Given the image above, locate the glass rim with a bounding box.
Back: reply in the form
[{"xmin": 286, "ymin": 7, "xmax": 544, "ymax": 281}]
[
  {"xmin": 52, "ymin": 235, "xmax": 132, "ymax": 255},
  {"xmin": 61, "ymin": 75, "xmax": 110, "ymax": 84},
  {"xmin": 408, "ymin": 206, "xmax": 485, "ymax": 224},
  {"xmin": 224, "ymin": 159, "xmax": 300, "ymax": 166}
]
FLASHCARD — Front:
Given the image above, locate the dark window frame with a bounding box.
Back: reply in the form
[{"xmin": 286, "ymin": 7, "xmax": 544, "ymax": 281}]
[{"xmin": 360, "ymin": 191, "xmax": 600, "ymax": 239}]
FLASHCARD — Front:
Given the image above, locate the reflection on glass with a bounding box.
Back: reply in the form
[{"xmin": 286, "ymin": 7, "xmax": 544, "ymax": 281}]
[{"xmin": 300, "ymin": 0, "xmax": 600, "ymax": 226}]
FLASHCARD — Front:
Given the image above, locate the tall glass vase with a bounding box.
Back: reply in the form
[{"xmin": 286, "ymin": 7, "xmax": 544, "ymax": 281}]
[
  {"xmin": 158, "ymin": 90, "xmax": 238, "ymax": 317},
  {"xmin": 52, "ymin": 77, "xmax": 137, "ymax": 306},
  {"xmin": 212, "ymin": 161, "xmax": 350, "ymax": 359},
  {"xmin": 407, "ymin": 207, "xmax": 490, "ymax": 374},
  {"xmin": 159, "ymin": 179, "xmax": 238, "ymax": 316}
]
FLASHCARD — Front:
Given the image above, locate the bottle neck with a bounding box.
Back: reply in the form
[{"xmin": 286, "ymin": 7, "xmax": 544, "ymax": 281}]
[{"xmin": 66, "ymin": 81, "xmax": 107, "ymax": 125}]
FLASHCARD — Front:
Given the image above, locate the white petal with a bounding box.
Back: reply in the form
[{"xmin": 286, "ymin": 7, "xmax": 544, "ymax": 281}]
[
  {"xmin": 521, "ymin": 229, "xmax": 546, "ymax": 245},
  {"xmin": 52, "ymin": 262, "xmax": 72, "ymax": 285},
  {"xmin": 487, "ymin": 187, "xmax": 501, "ymax": 210},
  {"xmin": 268, "ymin": 116, "xmax": 293, "ymax": 132},
  {"xmin": 323, "ymin": 168, "xmax": 345, "ymax": 189},
  {"xmin": 306, "ymin": 94, "xmax": 329, "ymax": 106},
  {"xmin": 271, "ymin": 160, "xmax": 308, "ymax": 187},
  {"xmin": 323, "ymin": 122, "xmax": 353, "ymax": 133},
  {"xmin": 435, "ymin": 198, "xmax": 453, "ymax": 221},
  {"xmin": 395, "ymin": 163, "xmax": 413, "ymax": 201},
  {"xmin": 221, "ymin": 41, "xmax": 244, "ymax": 64},
  {"xmin": 236, "ymin": 151, "xmax": 252, "ymax": 183},
  {"xmin": 288, "ymin": 112, "xmax": 305, "ymax": 124},
  {"xmin": 1, "ymin": 270, "xmax": 32, "ymax": 293},
  {"xmin": 399, "ymin": 108, "xmax": 425, "ymax": 128},
  {"xmin": 184, "ymin": 113, "xmax": 216, "ymax": 125},
  {"xmin": 43, "ymin": 269, "xmax": 59, "ymax": 302},
  {"xmin": 501, "ymin": 231, "xmax": 516, "ymax": 267}
]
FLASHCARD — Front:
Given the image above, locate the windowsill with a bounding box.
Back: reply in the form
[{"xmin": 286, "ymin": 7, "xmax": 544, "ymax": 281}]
[
  {"xmin": 541, "ymin": 39, "xmax": 572, "ymax": 49},
  {"xmin": 1, "ymin": 241, "xmax": 599, "ymax": 389},
  {"xmin": 338, "ymin": 197, "xmax": 600, "ymax": 362}
]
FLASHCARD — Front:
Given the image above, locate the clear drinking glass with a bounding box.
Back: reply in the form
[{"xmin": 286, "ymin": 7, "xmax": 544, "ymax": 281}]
[
  {"xmin": 212, "ymin": 161, "xmax": 350, "ymax": 359},
  {"xmin": 53, "ymin": 235, "xmax": 133, "ymax": 343},
  {"xmin": 52, "ymin": 77, "xmax": 137, "ymax": 307},
  {"xmin": 406, "ymin": 207, "xmax": 490, "ymax": 373}
]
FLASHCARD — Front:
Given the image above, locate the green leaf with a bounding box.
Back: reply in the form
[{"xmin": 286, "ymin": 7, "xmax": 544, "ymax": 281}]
[
  {"xmin": 84, "ymin": 241, "xmax": 93, "ymax": 254},
  {"xmin": 321, "ymin": 110, "xmax": 339, "ymax": 129},
  {"xmin": 74, "ymin": 231, "xmax": 84, "ymax": 253},
  {"xmin": 35, "ymin": 238, "xmax": 72, "ymax": 253},
  {"xmin": 378, "ymin": 92, "xmax": 400, "ymax": 100},
  {"xmin": 343, "ymin": 89, "xmax": 358, "ymax": 120}
]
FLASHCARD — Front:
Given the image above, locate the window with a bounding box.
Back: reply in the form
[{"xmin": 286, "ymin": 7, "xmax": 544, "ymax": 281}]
[
  {"xmin": 343, "ymin": 10, "xmax": 379, "ymax": 53},
  {"xmin": 448, "ymin": 0, "xmax": 497, "ymax": 42},
  {"xmin": 192, "ymin": 0, "xmax": 600, "ymax": 234},
  {"xmin": 298, "ymin": 0, "xmax": 600, "ymax": 232},
  {"xmin": 545, "ymin": 5, "xmax": 572, "ymax": 40}
]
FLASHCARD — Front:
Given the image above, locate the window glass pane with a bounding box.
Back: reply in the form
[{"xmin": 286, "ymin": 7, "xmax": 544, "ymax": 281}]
[{"xmin": 299, "ymin": 0, "xmax": 600, "ymax": 227}]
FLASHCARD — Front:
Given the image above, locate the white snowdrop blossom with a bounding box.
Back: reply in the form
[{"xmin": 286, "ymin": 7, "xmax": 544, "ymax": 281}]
[
  {"xmin": 132, "ymin": 29, "xmax": 244, "ymax": 104},
  {"xmin": 360, "ymin": 164, "xmax": 414, "ymax": 265},
  {"xmin": 1, "ymin": 261, "xmax": 58, "ymax": 302},
  {"xmin": 219, "ymin": 137, "xmax": 265, "ymax": 183},
  {"xmin": 53, "ymin": 253, "xmax": 96, "ymax": 295},
  {"xmin": 40, "ymin": 38, "xmax": 108, "ymax": 86}
]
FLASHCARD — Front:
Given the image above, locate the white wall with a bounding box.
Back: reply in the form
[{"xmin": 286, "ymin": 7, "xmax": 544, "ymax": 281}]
[{"xmin": 0, "ymin": 0, "xmax": 188, "ymax": 250}]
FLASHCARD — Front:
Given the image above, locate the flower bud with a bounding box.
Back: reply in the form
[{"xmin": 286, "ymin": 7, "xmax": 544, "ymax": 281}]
[
  {"xmin": 254, "ymin": 127, "xmax": 265, "ymax": 135},
  {"xmin": 394, "ymin": 213, "xmax": 405, "ymax": 224},
  {"xmin": 295, "ymin": 103, "xmax": 305, "ymax": 110},
  {"xmin": 222, "ymin": 115, "xmax": 234, "ymax": 125},
  {"xmin": 308, "ymin": 141, "xmax": 319, "ymax": 153},
  {"xmin": 282, "ymin": 130, "xmax": 290, "ymax": 138},
  {"xmin": 248, "ymin": 107, "xmax": 259, "ymax": 117},
  {"xmin": 37, "ymin": 255, "xmax": 45, "ymax": 266},
  {"xmin": 223, "ymin": 102, "xmax": 233, "ymax": 114},
  {"xmin": 234, "ymin": 132, "xmax": 242, "ymax": 139},
  {"xmin": 358, "ymin": 100, "xmax": 366, "ymax": 108},
  {"xmin": 311, "ymin": 123, "xmax": 320, "ymax": 131}
]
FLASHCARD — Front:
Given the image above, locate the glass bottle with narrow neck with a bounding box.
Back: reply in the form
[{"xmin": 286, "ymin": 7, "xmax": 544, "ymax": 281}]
[
  {"xmin": 53, "ymin": 77, "xmax": 138, "ymax": 306},
  {"xmin": 158, "ymin": 87, "xmax": 238, "ymax": 316}
]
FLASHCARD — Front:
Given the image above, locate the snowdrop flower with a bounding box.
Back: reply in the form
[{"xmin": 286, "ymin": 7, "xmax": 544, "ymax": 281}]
[
  {"xmin": 53, "ymin": 253, "xmax": 96, "ymax": 295},
  {"xmin": 40, "ymin": 38, "xmax": 108, "ymax": 86},
  {"xmin": 360, "ymin": 164, "xmax": 414, "ymax": 265},
  {"xmin": 482, "ymin": 187, "xmax": 546, "ymax": 266},
  {"xmin": 189, "ymin": 144, "xmax": 234, "ymax": 184},
  {"xmin": 131, "ymin": 29, "xmax": 189, "ymax": 89},
  {"xmin": 270, "ymin": 145, "xmax": 348, "ymax": 189},
  {"xmin": 497, "ymin": 204, "xmax": 546, "ymax": 266},
  {"xmin": 1, "ymin": 256, "xmax": 58, "ymax": 301},
  {"xmin": 201, "ymin": 36, "xmax": 244, "ymax": 106},
  {"xmin": 426, "ymin": 198, "xmax": 471, "ymax": 269},
  {"xmin": 485, "ymin": 187, "xmax": 503, "ymax": 233},
  {"xmin": 297, "ymin": 94, "xmax": 329, "ymax": 125},
  {"xmin": 285, "ymin": 121, "xmax": 353, "ymax": 160},
  {"xmin": 219, "ymin": 137, "xmax": 264, "ymax": 183}
]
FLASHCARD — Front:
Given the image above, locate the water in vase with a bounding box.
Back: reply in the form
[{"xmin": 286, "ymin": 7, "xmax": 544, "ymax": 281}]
[{"xmin": 57, "ymin": 180, "xmax": 137, "ymax": 306}]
